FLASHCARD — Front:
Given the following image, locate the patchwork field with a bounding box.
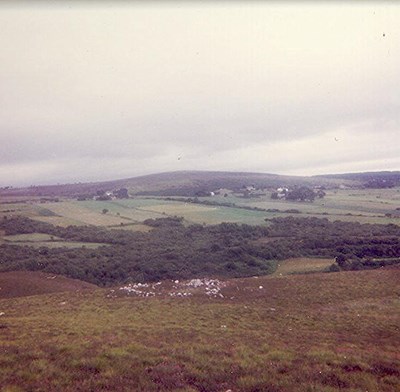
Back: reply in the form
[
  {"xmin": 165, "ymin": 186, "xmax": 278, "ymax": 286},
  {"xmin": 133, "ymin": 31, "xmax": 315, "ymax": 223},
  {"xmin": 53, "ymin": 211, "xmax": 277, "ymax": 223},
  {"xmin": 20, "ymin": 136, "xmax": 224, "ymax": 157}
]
[
  {"xmin": 0, "ymin": 198, "xmax": 269, "ymax": 227},
  {"xmin": 0, "ymin": 200, "xmax": 157, "ymax": 230},
  {"xmin": 196, "ymin": 188, "xmax": 400, "ymax": 225},
  {"xmin": 80, "ymin": 199, "xmax": 269, "ymax": 226},
  {"xmin": 0, "ymin": 268, "xmax": 398, "ymax": 391},
  {"xmin": 1, "ymin": 187, "xmax": 399, "ymax": 229}
]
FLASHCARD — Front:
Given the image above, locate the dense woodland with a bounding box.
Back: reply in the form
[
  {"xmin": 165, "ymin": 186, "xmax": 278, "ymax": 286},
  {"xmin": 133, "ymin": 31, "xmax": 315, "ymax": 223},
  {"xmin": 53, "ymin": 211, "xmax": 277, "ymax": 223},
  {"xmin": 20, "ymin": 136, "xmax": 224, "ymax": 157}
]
[{"xmin": 0, "ymin": 216, "xmax": 399, "ymax": 286}]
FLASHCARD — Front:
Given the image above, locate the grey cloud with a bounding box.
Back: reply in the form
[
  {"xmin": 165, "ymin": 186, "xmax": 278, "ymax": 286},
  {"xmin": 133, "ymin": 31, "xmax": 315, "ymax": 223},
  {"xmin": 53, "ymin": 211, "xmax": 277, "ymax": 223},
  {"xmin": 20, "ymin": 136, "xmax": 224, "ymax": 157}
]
[{"xmin": 0, "ymin": 3, "xmax": 399, "ymax": 185}]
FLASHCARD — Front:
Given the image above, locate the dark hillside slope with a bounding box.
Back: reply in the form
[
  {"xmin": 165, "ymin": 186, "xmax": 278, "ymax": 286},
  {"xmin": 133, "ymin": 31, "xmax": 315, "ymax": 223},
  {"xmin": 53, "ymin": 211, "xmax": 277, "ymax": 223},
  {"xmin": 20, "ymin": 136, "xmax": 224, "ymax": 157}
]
[
  {"xmin": 316, "ymin": 171, "xmax": 400, "ymax": 188},
  {"xmin": 0, "ymin": 271, "xmax": 97, "ymax": 298}
]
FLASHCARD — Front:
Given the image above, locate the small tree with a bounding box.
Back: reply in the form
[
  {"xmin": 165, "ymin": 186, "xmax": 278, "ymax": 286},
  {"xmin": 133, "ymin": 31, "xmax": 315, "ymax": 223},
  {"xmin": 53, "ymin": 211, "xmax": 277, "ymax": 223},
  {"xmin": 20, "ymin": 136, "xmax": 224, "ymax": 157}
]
[
  {"xmin": 335, "ymin": 254, "xmax": 348, "ymax": 269},
  {"xmin": 286, "ymin": 186, "xmax": 316, "ymax": 202},
  {"xmin": 115, "ymin": 188, "xmax": 129, "ymax": 199}
]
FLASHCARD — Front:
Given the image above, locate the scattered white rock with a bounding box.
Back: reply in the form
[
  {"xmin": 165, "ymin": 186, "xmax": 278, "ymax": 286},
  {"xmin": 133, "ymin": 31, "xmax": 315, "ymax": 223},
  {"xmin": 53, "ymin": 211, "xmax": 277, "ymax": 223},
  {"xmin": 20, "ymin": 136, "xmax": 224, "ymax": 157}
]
[
  {"xmin": 168, "ymin": 292, "xmax": 193, "ymax": 297},
  {"xmin": 186, "ymin": 278, "xmax": 203, "ymax": 288},
  {"xmin": 259, "ymin": 286, "xmax": 263, "ymax": 289},
  {"xmin": 118, "ymin": 277, "xmax": 226, "ymax": 299},
  {"xmin": 119, "ymin": 283, "xmax": 156, "ymax": 297},
  {"xmin": 180, "ymin": 278, "xmax": 227, "ymax": 297},
  {"xmin": 0, "ymin": 312, "xmax": 5, "ymax": 316}
]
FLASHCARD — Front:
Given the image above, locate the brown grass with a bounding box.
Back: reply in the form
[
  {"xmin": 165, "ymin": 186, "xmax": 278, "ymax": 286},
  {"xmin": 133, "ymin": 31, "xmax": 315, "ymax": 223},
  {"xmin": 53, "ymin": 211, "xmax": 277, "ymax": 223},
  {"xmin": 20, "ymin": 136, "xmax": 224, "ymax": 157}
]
[
  {"xmin": 0, "ymin": 268, "xmax": 398, "ymax": 391},
  {"xmin": 0, "ymin": 271, "xmax": 97, "ymax": 299}
]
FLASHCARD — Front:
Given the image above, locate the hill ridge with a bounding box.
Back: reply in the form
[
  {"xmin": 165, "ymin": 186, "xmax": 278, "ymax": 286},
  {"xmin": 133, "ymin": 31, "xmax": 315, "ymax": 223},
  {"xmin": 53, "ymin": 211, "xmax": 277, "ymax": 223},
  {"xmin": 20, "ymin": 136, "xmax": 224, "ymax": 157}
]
[{"xmin": 0, "ymin": 169, "xmax": 356, "ymax": 197}]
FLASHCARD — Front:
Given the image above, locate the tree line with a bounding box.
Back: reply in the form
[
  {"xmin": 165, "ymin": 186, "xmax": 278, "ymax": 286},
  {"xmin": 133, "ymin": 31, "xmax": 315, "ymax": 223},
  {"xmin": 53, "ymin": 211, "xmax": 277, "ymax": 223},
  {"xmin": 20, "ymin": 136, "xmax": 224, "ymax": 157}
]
[{"xmin": 0, "ymin": 216, "xmax": 399, "ymax": 286}]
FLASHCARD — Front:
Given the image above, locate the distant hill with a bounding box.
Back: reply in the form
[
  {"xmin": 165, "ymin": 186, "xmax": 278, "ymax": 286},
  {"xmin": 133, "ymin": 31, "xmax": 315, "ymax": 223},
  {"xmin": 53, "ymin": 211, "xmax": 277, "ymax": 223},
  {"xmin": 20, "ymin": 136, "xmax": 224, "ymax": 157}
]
[
  {"xmin": 315, "ymin": 171, "xmax": 400, "ymax": 188},
  {"xmin": 0, "ymin": 170, "xmax": 360, "ymax": 197},
  {"xmin": 3, "ymin": 170, "xmax": 398, "ymax": 198}
]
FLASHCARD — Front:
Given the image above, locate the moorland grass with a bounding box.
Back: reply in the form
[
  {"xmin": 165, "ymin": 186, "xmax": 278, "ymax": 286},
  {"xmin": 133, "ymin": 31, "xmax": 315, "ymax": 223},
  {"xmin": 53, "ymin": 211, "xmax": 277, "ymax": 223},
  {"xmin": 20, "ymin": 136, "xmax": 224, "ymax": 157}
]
[{"xmin": 0, "ymin": 268, "xmax": 398, "ymax": 391}]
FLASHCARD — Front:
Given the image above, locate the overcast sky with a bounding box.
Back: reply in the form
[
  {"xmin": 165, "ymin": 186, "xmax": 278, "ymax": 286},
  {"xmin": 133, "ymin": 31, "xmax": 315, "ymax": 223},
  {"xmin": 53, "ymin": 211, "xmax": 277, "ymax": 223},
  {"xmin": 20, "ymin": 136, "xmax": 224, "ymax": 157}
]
[{"xmin": 1, "ymin": 2, "xmax": 399, "ymax": 186}]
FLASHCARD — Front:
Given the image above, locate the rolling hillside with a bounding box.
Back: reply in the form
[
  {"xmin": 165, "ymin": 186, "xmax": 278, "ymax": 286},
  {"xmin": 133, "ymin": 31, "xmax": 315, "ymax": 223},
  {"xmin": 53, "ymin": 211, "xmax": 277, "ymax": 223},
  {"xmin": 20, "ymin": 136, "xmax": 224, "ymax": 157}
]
[
  {"xmin": 0, "ymin": 170, "xmax": 361, "ymax": 197},
  {"xmin": 315, "ymin": 171, "xmax": 400, "ymax": 188}
]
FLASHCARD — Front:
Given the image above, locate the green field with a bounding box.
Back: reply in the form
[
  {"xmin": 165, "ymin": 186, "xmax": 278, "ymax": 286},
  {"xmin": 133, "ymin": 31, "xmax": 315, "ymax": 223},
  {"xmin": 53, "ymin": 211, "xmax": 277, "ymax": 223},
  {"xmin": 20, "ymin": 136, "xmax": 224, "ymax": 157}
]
[
  {"xmin": 273, "ymin": 257, "xmax": 335, "ymax": 276},
  {"xmin": 1, "ymin": 232, "xmax": 108, "ymax": 249},
  {"xmin": 194, "ymin": 188, "xmax": 400, "ymax": 225},
  {"xmin": 0, "ymin": 268, "xmax": 398, "ymax": 391},
  {"xmin": 9, "ymin": 241, "xmax": 108, "ymax": 249},
  {"xmin": 0, "ymin": 198, "xmax": 269, "ymax": 227},
  {"xmin": 79, "ymin": 199, "xmax": 269, "ymax": 226},
  {"xmin": 2, "ymin": 233, "xmax": 62, "ymax": 242}
]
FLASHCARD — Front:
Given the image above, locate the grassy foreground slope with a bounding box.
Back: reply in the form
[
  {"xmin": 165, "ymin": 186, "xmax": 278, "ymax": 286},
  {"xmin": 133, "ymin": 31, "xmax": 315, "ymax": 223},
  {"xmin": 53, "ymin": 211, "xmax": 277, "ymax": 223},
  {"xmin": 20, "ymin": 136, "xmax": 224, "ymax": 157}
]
[{"xmin": 0, "ymin": 268, "xmax": 399, "ymax": 392}]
